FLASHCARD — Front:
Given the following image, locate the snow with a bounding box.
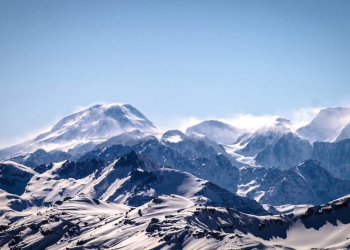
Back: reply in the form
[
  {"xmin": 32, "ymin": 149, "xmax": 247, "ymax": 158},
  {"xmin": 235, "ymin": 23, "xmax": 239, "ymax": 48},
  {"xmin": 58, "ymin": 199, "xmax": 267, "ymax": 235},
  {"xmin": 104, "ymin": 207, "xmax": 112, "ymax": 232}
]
[
  {"xmin": 0, "ymin": 103, "xmax": 162, "ymax": 159},
  {"xmin": 2, "ymin": 103, "xmax": 350, "ymax": 248},
  {"xmin": 163, "ymin": 134, "xmax": 183, "ymax": 143},
  {"xmin": 1, "ymin": 164, "xmax": 350, "ymax": 250},
  {"xmin": 186, "ymin": 120, "xmax": 246, "ymax": 144},
  {"xmin": 237, "ymin": 180, "xmax": 260, "ymax": 197},
  {"xmin": 296, "ymin": 107, "xmax": 350, "ymax": 143}
]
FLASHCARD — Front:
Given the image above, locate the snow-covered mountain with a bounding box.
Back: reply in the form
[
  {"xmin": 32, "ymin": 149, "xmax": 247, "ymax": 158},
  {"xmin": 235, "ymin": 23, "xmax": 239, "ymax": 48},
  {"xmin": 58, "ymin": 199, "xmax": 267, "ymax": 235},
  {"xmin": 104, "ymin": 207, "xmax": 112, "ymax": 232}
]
[
  {"xmin": 335, "ymin": 122, "xmax": 350, "ymax": 142},
  {"xmin": 236, "ymin": 121, "xmax": 290, "ymax": 157},
  {"xmin": 95, "ymin": 129, "xmax": 156, "ymax": 149},
  {"xmin": 162, "ymin": 132, "xmax": 228, "ymax": 159},
  {"xmin": 1, "ymin": 151, "xmax": 267, "ymax": 216},
  {"xmin": 10, "ymin": 149, "xmax": 71, "ymax": 168},
  {"xmin": 78, "ymin": 139, "xmax": 350, "ymax": 207},
  {"xmin": 1, "ymin": 190, "xmax": 350, "ymax": 249},
  {"xmin": 254, "ymin": 132, "xmax": 312, "ymax": 169},
  {"xmin": 238, "ymin": 160, "xmax": 350, "ymax": 205},
  {"xmin": 0, "ymin": 161, "xmax": 36, "ymax": 196},
  {"xmin": 80, "ymin": 139, "xmax": 240, "ymax": 195},
  {"xmin": 0, "ymin": 103, "xmax": 161, "ymax": 159},
  {"xmin": 312, "ymin": 138, "xmax": 350, "ymax": 180},
  {"xmin": 296, "ymin": 107, "xmax": 350, "ymax": 143},
  {"xmin": 2, "ymin": 103, "xmax": 350, "ymax": 249},
  {"xmin": 186, "ymin": 120, "xmax": 245, "ymax": 144}
]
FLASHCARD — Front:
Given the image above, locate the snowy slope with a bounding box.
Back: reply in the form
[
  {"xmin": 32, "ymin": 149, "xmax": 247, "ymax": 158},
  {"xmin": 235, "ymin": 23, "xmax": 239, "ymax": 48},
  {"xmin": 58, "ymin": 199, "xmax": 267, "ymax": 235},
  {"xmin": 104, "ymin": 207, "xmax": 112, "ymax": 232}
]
[
  {"xmin": 1, "ymin": 193, "xmax": 350, "ymax": 249},
  {"xmin": 80, "ymin": 139, "xmax": 240, "ymax": 195},
  {"xmin": 335, "ymin": 122, "xmax": 350, "ymax": 142},
  {"xmin": 95, "ymin": 129, "xmax": 156, "ymax": 149},
  {"xmin": 79, "ymin": 137, "xmax": 350, "ymax": 206},
  {"xmin": 236, "ymin": 122, "xmax": 290, "ymax": 157},
  {"xmin": 16, "ymin": 151, "xmax": 265, "ymax": 216},
  {"xmin": 186, "ymin": 120, "xmax": 245, "ymax": 144},
  {"xmin": 254, "ymin": 132, "xmax": 312, "ymax": 169},
  {"xmin": 163, "ymin": 133, "xmax": 228, "ymax": 159},
  {"xmin": 238, "ymin": 160, "xmax": 350, "ymax": 205},
  {"xmin": 296, "ymin": 107, "xmax": 350, "ymax": 143},
  {"xmin": 0, "ymin": 103, "xmax": 161, "ymax": 159},
  {"xmin": 10, "ymin": 149, "xmax": 71, "ymax": 168},
  {"xmin": 312, "ymin": 138, "xmax": 350, "ymax": 180}
]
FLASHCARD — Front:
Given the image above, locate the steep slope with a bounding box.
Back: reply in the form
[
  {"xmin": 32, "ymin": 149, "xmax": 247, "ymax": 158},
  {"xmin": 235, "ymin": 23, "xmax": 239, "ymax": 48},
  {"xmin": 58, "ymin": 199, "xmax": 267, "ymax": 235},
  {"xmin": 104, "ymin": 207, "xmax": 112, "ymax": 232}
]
[
  {"xmin": 17, "ymin": 151, "xmax": 265, "ymax": 215},
  {"xmin": 335, "ymin": 122, "xmax": 350, "ymax": 142},
  {"xmin": 236, "ymin": 122, "xmax": 290, "ymax": 157},
  {"xmin": 255, "ymin": 132, "xmax": 312, "ymax": 169},
  {"xmin": 1, "ymin": 193, "xmax": 350, "ymax": 250},
  {"xmin": 0, "ymin": 103, "xmax": 161, "ymax": 159},
  {"xmin": 163, "ymin": 133, "xmax": 228, "ymax": 159},
  {"xmin": 186, "ymin": 120, "xmax": 245, "ymax": 144},
  {"xmin": 238, "ymin": 160, "xmax": 350, "ymax": 205},
  {"xmin": 67, "ymin": 141, "xmax": 96, "ymax": 155},
  {"xmin": 95, "ymin": 129, "xmax": 156, "ymax": 149},
  {"xmin": 312, "ymin": 138, "xmax": 350, "ymax": 180},
  {"xmin": 0, "ymin": 161, "xmax": 36, "ymax": 195},
  {"xmin": 10, "ymin": 149, "xmax": 71, "ymax": 168},
  {"xmin": 296, "ymin": 107, "xmax": 350, "ymax": 142},
  {"xmin": 80, "ymin": 139, "xmax": 240, "ymax": 194}
]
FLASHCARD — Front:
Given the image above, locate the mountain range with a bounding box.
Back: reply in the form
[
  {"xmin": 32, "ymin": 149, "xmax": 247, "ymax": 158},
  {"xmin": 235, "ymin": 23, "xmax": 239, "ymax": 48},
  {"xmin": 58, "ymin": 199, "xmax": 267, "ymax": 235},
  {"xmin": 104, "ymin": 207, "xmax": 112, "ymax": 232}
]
[{"xmin": 1, "ymin": 102, "xmax": 350, "ymax": 249}]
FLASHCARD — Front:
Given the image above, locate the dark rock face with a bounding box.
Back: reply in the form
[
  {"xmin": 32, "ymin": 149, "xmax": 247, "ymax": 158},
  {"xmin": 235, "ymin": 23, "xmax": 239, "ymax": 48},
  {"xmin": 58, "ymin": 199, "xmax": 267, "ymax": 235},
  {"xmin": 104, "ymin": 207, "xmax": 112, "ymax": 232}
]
[
  {"xmin": 0, "ymin": 162, "xmax": 35, "ymax": 195},
  {"xmin": 53, "ymin": 159, "xmax": 105, "ymax": 179}
]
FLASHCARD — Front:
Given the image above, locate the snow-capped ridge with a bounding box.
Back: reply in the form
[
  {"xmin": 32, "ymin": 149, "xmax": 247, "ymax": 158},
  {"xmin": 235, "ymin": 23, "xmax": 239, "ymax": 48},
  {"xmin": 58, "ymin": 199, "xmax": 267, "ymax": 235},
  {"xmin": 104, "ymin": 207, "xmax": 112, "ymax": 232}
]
[
  {"xmin": 186, "ymin": 120, "xmax": 245, "ymax": 144},
  {"xmin": 0, "ymin": 103, "xmax": 162, "ymax": 159},
  {"xmin": 96, "ymin": 129, "xmax": 156, "ymax": 149},
  {"xmin": 296, "ymin": 107, "xmax": 350, "ymax": 143},
  {"xmin": 335, "ymin": 122, "xmax": 350, "ymax": 142},
  {"xmin": 237, "ymin": 122, "xmax": 291, "ymax": 157}
]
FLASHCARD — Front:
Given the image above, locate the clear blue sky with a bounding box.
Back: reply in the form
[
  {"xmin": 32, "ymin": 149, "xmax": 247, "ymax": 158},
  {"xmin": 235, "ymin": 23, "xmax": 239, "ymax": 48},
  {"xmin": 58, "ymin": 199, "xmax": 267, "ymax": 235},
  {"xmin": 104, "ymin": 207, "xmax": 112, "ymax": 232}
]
[{"xmin": 1, "ymin": 0, "xmax": 350, "ymax": 146}]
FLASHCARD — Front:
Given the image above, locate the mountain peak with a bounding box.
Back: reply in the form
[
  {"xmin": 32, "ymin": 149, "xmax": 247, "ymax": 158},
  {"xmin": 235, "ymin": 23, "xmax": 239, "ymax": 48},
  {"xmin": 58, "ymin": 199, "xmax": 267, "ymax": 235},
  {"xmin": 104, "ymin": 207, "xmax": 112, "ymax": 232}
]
[
  {"xmin": 186, "ymin": 120, "xmax": 245, "ymax": 144},
  {"xmin": 296, "ymin": 107, "xmax": 350, "ymax": 142},
  {"xmin": 0, "ymin": 103, "xmax": 161, "ymax": 159},
  {"xmin": 114, "ymin": 150, "xmax": 161, "ymax": 171}
]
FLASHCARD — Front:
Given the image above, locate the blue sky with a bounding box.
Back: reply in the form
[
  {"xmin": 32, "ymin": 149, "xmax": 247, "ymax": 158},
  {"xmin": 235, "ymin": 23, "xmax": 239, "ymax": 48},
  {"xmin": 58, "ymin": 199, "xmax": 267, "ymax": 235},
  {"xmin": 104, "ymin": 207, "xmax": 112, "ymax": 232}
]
[{"xmin": 1, "ymin": 1, "xmax": 350, "ymax": 147}]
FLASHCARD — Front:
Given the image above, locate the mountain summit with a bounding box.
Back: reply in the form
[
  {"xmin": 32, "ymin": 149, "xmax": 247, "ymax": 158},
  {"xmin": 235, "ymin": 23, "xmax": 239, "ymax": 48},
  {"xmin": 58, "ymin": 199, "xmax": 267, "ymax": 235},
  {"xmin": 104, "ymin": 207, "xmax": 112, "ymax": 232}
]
[
  {"xmin": 296, "ymin": 107, "xmax": 350, "ymax": 143},
  {"xmin": 0, "ymin": 103, "xmax": 161, "ymax": 159},
  {"xmin": 186, "ymin": 120, "xmax": 244, "ymax": 144}
]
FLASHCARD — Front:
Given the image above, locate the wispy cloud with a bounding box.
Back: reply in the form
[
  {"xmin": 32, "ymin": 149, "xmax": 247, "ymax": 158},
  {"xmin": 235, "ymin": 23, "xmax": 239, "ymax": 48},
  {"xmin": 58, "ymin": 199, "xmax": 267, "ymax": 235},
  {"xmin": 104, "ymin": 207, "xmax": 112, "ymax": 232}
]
[
  {"xmin": 157, "ymin": 108, "xmax": 322, "ymax": 134},
  {"xmin": 156, "ymin": 116, "xmax": 205, "ymax": 133},
  {"xmin": 221, "ymin": 114, "xmax": 279, "ymax": 132},
  {"xmin": 157, "ymin": 114, "xmax": 279, "ymax": 134},
  {"xmin": 0, "ymin": 125, "xmax": 53, "ymax": 149},
  {"xmin": 287, "ymin": 107, "xmax": 323, "ymax": 131}
]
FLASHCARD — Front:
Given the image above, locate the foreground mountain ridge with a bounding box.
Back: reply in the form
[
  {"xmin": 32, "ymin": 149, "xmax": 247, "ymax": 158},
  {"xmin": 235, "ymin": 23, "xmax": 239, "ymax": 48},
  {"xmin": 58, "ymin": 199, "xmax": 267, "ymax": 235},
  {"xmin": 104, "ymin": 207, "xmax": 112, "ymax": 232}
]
[{"xmin": 1, "ymin": 192, "xmax": 350, "ymax": 249}]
